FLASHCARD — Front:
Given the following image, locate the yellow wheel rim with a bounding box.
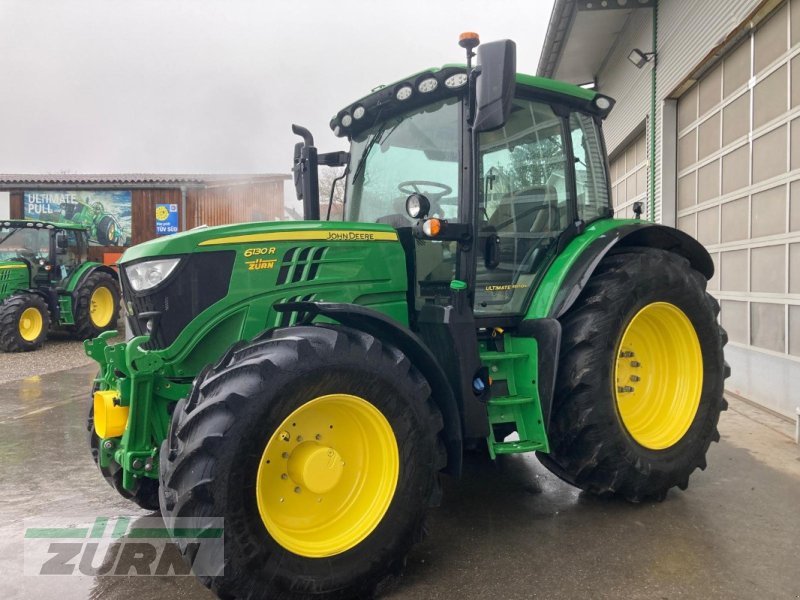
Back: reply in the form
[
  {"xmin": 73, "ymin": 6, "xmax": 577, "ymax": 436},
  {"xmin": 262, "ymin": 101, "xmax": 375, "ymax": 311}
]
[
  {"xmin": 19, "ymin": 307, "xmax": 43, "ymax": 341},
  {"xmin": 89, "ymin": 286, "xmax": 115, "ymax": 327},
  {"xmin": 256, "ymin": 393, "xmax": 399, "ymax": 558},
  {"xmin": 614, "ymin": 302, "xmax": 703, "ymax": 450}
]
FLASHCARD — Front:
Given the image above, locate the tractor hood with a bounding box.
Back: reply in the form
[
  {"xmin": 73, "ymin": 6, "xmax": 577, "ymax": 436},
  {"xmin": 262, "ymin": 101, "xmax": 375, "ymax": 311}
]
[
  {"xmin": 118, "ymin": 220, "xmax": 400, "ymax": 265},
  {"xmin": 117, "ymin": 220, "xmax": 409, "ymax": 359},
  {"xmin": 0, "ymin": 261, "xmax": 30, "ymax": 298}
]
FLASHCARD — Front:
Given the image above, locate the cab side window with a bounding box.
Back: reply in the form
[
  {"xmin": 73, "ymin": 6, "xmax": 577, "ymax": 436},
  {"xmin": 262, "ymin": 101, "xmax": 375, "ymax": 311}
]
[
  {"xmin": 475, "ymin": 98, "xmax": 570, "ymax": 316},
  {"xmin": 570, "ymin": 113, "xmax": 610, "ymax": 223}
]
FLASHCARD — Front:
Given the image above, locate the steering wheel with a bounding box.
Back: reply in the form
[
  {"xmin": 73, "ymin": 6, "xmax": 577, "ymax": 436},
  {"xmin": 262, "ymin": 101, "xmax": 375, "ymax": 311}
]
[
  {"xmin": 398, "ymin": 180, "xmax": 452, "ymax": 218},
  {"xmin": 398, "ymin": 180, "xmax": 452, "ymax": 198}
]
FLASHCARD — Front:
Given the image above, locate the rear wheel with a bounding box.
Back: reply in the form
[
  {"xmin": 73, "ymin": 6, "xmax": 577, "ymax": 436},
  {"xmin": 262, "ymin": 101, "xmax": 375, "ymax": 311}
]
[
  {"xmin": 0, "ymin": 294, "xmax": 50, "ymax": 352},
  {"xmin": 539, "ymin": 248, "xmax": 728, "ymax": 501},
  {"xmin": 96, "ymin": 215, "xmax": 119, "ymax": 245},
  {"xmin": 159, "ymin": 324, "xmax": 445, "ymax": 600},
  {"xmin": 71, "ymin": 271, "xmax": 120, "ymax": 340}
]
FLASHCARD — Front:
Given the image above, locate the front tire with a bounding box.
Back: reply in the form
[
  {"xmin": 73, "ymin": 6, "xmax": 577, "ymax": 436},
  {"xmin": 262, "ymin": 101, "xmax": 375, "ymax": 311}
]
[
  {"xmin": 0, "ymin": 294, "xmax": 50, "ymax": 352},
  {"xmin": 539, "ymin": 247, "xmax": 728, "ymax": 502},
  {"xmin": 159, "ymin": 324, "xmax": 445, "ymax": 600},
  {"xmin": 71, "ymin": 271, "xmax": 120, "ymax": 340}
]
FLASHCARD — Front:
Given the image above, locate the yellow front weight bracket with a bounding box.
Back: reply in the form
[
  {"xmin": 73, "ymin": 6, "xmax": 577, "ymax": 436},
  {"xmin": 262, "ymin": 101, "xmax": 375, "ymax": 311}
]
[{"xmin": 94, "ymin": 389, "xmax": 129, "ymax": 439}]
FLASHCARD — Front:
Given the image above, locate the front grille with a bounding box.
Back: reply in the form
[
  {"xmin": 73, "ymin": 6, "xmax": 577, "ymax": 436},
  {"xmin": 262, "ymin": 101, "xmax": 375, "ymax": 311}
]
[{"xmin": 123, "ymin": 251, "xmax": 235, "ymax": 350}]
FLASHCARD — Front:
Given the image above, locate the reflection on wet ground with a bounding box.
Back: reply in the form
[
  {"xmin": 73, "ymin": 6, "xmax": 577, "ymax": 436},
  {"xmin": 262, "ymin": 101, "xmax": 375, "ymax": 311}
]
[{"xmin": 0, "ymin": 365, "xmax": 798, "ymax": 599}]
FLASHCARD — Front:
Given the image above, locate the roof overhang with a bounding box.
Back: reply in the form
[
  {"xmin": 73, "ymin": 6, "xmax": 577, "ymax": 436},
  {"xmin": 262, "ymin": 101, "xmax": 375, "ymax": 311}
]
[{"xmin": 537, "ymin": 0, "xmax": 655, "ymax": 83}]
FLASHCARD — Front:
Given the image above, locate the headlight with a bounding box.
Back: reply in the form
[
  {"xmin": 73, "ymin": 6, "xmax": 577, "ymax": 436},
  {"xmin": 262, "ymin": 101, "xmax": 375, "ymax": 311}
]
[{"xmin": 126, "ymin": 258, "xmax": 181, "ymax": 292}]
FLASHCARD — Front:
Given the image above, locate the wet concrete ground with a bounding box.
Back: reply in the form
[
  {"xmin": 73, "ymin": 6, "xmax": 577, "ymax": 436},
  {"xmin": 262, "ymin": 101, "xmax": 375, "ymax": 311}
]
[{"xmin": 0, "ymin": 365, "xmax": 798, "ymax": 599}]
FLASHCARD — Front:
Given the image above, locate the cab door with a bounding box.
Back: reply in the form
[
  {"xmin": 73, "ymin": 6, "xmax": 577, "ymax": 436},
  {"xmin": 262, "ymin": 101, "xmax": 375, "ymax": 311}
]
[{"xmin": 474, "ymin": 97, "xmax": 572, "ymax": 317}]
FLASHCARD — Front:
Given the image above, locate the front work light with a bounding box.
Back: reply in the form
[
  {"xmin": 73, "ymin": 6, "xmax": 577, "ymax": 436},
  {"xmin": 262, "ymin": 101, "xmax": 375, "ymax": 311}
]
[
  {"xmin": 444, "ymin": 73, "xmax": 468, "ymax": 88},
  {"xmin": 341, "ymin": 113, "xmax": 353, "ymax": 127},
  {"xmin": 418, "ymin": 77, "xmax": 438, "ymax": 93},
  {"xmin": 396, "ymin": 85, "xmax": 413, "ymax": 101},
  {"xmin": 126, "ymin": 258, "xmax": 181, "ymax": 292},
  {"xmin": 405, "ymin": 193, "xmax": 431, "ymax": 219}
]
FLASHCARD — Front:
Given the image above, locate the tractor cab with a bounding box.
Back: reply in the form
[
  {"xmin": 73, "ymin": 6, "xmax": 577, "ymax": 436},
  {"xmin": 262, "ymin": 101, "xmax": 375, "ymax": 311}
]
[
  {"xmin": 0, "ymin": 220, "xmax": 89, "ymax": 285},
  {"xmin": 290, "ymin": 36, "xmax": 617, "ymax": 338}
]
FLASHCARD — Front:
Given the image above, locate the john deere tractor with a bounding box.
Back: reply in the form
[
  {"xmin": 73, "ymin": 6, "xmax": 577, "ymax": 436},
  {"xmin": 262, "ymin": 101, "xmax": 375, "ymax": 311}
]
[
  {"xmin": 86, "ymin": 34, "xmax": 728, "ymax": 599},
  {"xmin": 0, "ymin": 220, "xmax": 120, "ymax": 351}
]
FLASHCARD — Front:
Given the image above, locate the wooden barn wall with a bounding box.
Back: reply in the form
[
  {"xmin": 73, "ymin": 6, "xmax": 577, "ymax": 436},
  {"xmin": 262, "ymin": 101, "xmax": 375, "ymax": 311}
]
[
  {"xmin": 186, "ymin": 181, "xmax": 284, "ymax": 227},
  {"xmin": 5, "ymin": 181, "xmax": 287, "ymax": 263}
]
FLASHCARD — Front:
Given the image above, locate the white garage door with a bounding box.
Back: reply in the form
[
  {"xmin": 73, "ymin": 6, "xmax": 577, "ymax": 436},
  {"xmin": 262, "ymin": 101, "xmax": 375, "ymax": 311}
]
[
  {"xmin": 609, "ymin": 130, "xmax": 647, "ymax": 219},
  {"xmin": 675, "ymin": 1, "xmax": 800, "ymax": 370}
]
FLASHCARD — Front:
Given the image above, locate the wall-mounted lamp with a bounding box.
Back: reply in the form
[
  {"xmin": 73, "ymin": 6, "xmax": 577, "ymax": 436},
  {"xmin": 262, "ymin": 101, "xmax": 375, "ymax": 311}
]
[{"xmin": 627, "ymin": 48, "xmax": 656, "ymax": 68}]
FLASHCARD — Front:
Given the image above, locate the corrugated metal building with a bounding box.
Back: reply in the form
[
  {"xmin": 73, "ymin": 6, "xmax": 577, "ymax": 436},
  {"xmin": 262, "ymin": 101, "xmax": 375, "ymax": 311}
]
[
  {"xmin": 538, "ymin": 0, "xmax": 799, "ymax": 418},
  {"xmin": 0, "ymin": 173, "xmax": 289, "ymax": 263}
]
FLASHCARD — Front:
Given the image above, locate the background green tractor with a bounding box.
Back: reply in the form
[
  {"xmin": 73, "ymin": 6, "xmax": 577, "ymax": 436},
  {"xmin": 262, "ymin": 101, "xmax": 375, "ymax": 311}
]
[
  {"xmin": 86, "ymin": 34, "xmax": 728, "ymax": 599},
  {"xmin": 0, "ymin": 220, "xmax": 120, "ymax": 351}
]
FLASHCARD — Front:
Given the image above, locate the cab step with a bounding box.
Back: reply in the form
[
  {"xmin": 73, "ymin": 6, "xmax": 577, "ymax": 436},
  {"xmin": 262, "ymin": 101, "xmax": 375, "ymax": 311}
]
[
  {"xmin": 491, "ymin": 439, "xmax": 547, "ymax": 455},
  {"xmin": 481, "ymin": 336, "xmax": 549, "ymax": 459}
]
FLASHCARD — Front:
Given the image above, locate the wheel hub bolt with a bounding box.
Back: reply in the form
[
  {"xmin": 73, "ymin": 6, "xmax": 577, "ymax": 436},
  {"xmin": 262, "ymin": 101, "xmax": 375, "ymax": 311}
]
[
  {"xmin": 279, "ymin": 430, "xmax": 290, "ymax": 442},
  {"xmin": 631, "ymin": 361, "xmax": 641, "ymax": 367},
  {"xmin": 294, "ymin": 486, "xmax": 301, "ymax": 494},
  {"xmin": 619, "ymin": 351, "xmax": 634, "ymax": 358},
  {"xmin": 630, "ymin": 375, "xmax": 640, "ymax": 382},
  {"xmin": 281, "ymin": 473, "xmax": 288, "ymax": 480},
  {"xmin": 617, "ymin": 386, "xmax": 634, "ymax": 393}
]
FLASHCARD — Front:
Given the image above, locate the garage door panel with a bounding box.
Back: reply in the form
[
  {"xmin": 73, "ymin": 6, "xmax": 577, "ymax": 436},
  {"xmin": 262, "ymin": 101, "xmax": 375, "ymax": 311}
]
[
  {"xmin": 751, "ymin": 185, "xmax": 787, "ymax": 238},
  {"xmin": 753, "ymin": 65, "xmax": 787, "ymax": 129}
]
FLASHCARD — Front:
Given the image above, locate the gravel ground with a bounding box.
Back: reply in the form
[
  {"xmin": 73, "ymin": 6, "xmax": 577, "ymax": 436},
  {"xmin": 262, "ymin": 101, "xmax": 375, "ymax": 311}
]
[{"xmin": 0, "ymin": 321, "xmax": 123, "ymax": 384}]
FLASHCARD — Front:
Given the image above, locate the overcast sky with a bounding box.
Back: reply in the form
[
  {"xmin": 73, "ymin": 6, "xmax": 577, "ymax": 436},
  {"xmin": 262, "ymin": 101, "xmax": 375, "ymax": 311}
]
[{"xmin": 0, "ymin": 0, "xmax": 553, "ymax": 177}]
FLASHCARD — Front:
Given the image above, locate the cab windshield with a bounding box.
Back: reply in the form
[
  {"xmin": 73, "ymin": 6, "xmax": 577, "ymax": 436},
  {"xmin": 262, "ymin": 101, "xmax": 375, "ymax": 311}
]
[
  {"xmin": 0, "ymin": 227, "xmax": 50, "ymax": 262},
  {"xmin": 344, "ymin": 97, "xmax": 461, "ymax": 226}
]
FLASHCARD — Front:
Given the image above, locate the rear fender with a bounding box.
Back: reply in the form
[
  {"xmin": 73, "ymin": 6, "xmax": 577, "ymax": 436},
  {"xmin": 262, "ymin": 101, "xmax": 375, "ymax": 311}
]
[
  {"xmin": 66, "ymin": 262, "xmax": 118, "ymax": 293},
  {"xmin": 548, "ymin": 222, "xmax": 713, "ymax": 319}
]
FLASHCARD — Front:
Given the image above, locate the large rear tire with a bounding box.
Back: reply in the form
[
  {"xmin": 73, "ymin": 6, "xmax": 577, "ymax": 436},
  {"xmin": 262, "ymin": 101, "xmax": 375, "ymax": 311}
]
[
  {"xmin": 0, "ymin": 294, "xmax": 50, "ymax": 352},
  {"xmin": 539, "ymin": 247, "xmax": 728, "ymax": 502},
  {"xmin": 159, "ymin": 324, "xmax": 445, "ymax": 600}
]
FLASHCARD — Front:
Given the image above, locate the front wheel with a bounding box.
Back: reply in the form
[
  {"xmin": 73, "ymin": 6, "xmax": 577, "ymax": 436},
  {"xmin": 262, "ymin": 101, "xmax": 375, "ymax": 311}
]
[
  {"xmin": 159, "ymin": 324, "xmax": 445, "ymax": 599},
  {"xmin": 539, "ymin": 247, "xmax": 728, "ymax": 502},
  {"xmin": 71, "ymin": 271, "xmax": 120, "ymax": 340},
  {"xmin": 0, "ymin": 294, "xmax": 50, "ymax": 352}
]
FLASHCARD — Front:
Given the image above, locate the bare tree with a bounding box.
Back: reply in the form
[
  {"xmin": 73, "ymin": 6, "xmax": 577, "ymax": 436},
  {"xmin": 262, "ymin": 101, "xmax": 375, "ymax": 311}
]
[{"xmin": 318, "ymin": 166, "xmax": 346, "ymax": 220}]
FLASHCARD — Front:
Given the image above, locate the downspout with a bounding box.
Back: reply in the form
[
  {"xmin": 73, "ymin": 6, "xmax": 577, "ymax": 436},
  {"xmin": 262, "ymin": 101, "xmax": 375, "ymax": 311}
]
[
  {"xmin": 180, "ymin": 186, "xmax": 187, "ymax": 231},
  {"xmin": 649, "ymin": 0, "xmax": 658, "ymax": 222}
]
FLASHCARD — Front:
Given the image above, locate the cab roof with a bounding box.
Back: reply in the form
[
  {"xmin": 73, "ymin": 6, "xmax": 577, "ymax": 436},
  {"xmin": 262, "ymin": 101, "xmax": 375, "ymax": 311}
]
[
  {"xmin": 330, "ymin": 64, "xmax": 611, "ymax": 139},
  {"xmin": 0, "ymin": 219, "xmax": 88, "ymax": 232}
]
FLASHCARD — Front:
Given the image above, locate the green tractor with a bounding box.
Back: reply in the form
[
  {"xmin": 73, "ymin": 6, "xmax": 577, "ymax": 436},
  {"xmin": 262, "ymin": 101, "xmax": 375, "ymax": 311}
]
[
  {"xmin": 86, "ymin": 35, "xmax": 728, "ymax": 599},
  {"xmin": 0, "ymin": 220, "xmax": 120, "ymax": 351},
  {"xmin": 62, "ymin": 197, "xmax": 126, "ymax": 246}
]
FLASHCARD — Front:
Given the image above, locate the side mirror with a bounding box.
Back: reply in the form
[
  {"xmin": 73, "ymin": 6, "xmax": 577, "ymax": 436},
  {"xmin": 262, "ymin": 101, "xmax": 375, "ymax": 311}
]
[
  {"xmin": 292, "ymin": 125, "xmax": 321, "ymax": 221},
  {"xmin": 473, "ymin": 40, "xmax": 517, "ymax": 132},
  {"xmin": 56, "ymin": 233, "xmax": 68, "ymax": 252}
]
